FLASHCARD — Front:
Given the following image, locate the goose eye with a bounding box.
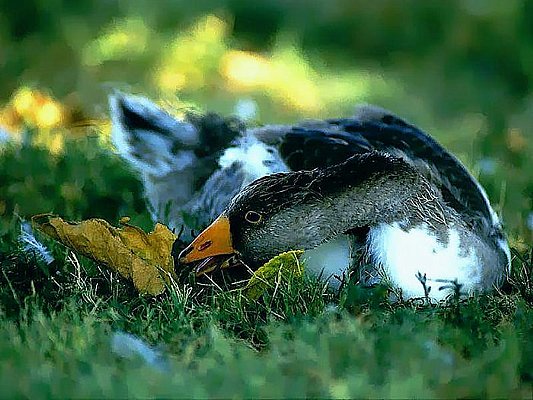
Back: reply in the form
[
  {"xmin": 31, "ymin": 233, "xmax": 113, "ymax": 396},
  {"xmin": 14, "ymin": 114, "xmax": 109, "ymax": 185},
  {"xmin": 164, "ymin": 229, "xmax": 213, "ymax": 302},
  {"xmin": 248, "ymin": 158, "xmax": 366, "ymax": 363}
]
[{"xmin": 244, "ymin": 211, "xmax": 262, "ymax": 224}]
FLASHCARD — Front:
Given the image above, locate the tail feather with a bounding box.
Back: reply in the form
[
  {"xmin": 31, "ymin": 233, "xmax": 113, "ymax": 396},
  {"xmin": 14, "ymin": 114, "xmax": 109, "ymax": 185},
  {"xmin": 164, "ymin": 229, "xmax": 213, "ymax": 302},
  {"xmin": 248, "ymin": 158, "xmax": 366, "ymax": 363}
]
[
  {"xmin": 109, "ymin": 93, "xmax": 243, "ymax": 236},
  {"xmin": 109, "ymin": 93, "xmax": 199, "ymax": 177}
]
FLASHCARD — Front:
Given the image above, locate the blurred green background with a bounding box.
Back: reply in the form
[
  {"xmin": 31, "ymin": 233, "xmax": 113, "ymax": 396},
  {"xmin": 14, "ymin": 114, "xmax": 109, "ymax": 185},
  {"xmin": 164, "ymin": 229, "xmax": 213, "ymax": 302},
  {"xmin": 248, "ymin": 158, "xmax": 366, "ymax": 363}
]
[{"xmin": 0, "ymin": 0, "xmax": 531, "ymax": 247}]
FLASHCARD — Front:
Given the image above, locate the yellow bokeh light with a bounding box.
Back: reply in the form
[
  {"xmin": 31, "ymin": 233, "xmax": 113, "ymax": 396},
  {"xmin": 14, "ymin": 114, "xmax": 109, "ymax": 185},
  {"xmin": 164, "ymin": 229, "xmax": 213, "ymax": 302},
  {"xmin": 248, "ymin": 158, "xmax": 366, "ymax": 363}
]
[
  {"xmin": 8, "ymin": 87, "xmax": 65, "ymax": 129},
  {"xmin": 12, "ymin": 87, "xmax": 35, "ymax": 117},
  {"xmin": 220, "ymin": 51, "xmax": 271, "ymax": 89},
  {"xmin": 31, "ymin": 130, "xmax": 65, "ymax": 154},
  {"xmin": 36, "ymin": 101, "xmax": 63, "ymax": 129},
  {"xmin": 98, "ymin": 32, "xmax": 131, "ymax": 57},
  {"xmin": 156, "ymin": 69, "xmax": 188, "ymax": 92},
  {"xmin": 220, "ymin": 46, "xmax": 323, "ymax": 113},
  {"xmin": 0, "ymin": 107, "xmax": 21, "ymax": 134},
  {"xmin": 82, "ymin": 18, "xmax": 149, "ymax": 66},
  {"xmin": 193, "ymin": 14, "xmax": 227, "ymax": 42},
  {"xmin": 48, "ymin": 133, "xmax": 64, "ymax": 154},
  {"xmin": 154, "ymin": 15, "xmax": 228, "ymax": 94},
  {"xmin": 0, "ymin": 87, "xmax": 69, "ymax": 152},
  {"xmin": 151, "ymin": 14, "xmax": 387, "ymax": 115}
]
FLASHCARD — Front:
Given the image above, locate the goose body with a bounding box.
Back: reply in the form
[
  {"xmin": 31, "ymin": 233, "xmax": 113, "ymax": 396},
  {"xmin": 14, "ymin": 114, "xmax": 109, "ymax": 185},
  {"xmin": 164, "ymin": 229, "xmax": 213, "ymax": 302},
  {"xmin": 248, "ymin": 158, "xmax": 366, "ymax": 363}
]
[{"xmin": 111, "ymin": 94, "xmax": 510, "ymax": 300}]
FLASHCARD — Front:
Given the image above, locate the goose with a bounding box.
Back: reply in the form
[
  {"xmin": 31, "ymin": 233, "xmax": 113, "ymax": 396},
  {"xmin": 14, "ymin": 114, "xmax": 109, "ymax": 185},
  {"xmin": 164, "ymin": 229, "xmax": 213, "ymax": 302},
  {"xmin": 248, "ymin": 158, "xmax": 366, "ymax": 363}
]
[{"xmin": 110, "ymin": 93, "xmax": 511, "ymax": 300}]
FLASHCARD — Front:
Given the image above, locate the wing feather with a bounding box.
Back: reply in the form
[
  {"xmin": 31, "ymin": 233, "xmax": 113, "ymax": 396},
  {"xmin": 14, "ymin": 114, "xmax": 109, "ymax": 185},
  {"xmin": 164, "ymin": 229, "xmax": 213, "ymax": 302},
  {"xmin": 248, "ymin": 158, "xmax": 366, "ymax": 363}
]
[{"xmin": 273, "ymin": 108, "xmax": 493, "ymax": 227}]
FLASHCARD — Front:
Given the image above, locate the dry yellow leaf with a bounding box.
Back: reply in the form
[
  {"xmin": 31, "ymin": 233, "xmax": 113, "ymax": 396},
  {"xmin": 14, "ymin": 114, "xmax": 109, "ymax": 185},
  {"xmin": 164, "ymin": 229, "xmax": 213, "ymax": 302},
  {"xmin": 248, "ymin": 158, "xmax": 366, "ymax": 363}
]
[{"xmin": 32, "ymin": 214, "xmax": 178, "ymax": 295}]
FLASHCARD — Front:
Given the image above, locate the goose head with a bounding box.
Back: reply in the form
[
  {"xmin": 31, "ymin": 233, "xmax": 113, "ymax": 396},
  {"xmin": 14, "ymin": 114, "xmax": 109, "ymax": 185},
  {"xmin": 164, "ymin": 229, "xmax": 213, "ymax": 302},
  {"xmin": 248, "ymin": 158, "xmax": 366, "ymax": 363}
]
[{"xmin": 178, "ymin": 152, "xmax": 423, "ymax": 275}]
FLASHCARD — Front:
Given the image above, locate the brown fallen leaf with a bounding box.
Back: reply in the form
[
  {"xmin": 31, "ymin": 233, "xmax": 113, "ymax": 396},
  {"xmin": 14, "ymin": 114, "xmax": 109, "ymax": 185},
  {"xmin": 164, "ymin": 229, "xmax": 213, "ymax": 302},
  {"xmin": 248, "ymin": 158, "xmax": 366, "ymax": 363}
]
[{"xmin": 32, "ymin": 214, "xmax": 178, "ymax": 295}]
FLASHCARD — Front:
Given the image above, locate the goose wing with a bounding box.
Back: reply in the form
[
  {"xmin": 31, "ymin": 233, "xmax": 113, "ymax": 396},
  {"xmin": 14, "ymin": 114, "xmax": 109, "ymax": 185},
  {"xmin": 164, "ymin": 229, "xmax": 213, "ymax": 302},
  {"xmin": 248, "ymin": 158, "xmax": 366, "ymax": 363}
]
[{"xmin": 272, "ymin": 106, "xmax": 494, "ymax": 228}]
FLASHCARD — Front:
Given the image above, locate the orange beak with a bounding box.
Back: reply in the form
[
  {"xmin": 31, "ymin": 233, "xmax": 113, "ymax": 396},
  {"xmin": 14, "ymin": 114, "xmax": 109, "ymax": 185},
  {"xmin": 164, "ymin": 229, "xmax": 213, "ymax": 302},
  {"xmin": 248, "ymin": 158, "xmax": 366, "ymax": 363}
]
[{"xmin": 178, "ymin": 215, "xmax": 236, "ymax": 267}]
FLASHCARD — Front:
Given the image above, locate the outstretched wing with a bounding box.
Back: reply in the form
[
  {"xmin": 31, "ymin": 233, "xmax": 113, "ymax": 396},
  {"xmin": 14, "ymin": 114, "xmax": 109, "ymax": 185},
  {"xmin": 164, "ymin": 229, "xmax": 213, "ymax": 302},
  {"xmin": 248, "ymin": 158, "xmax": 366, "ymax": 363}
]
[{"xmin": 274, "ymin": 106, "xmax": 495, "ymax": 228}]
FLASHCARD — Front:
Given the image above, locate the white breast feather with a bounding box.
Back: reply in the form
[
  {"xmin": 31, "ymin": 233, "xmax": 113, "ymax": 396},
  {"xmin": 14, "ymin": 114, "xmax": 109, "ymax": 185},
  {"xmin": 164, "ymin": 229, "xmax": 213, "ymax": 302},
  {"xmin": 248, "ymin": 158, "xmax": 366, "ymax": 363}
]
[
  {"xmin": 368, "ymin": 223, "xmax": 480, "ymax": 300},
  {"xmin": 302, "ymin": 235, "xmax": 351, "ymax": 289}
]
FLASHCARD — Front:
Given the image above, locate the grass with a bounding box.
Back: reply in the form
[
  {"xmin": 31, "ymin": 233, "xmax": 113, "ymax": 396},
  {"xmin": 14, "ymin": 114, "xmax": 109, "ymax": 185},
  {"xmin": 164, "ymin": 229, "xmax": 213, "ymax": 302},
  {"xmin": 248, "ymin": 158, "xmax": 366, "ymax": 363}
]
[
  {"xmin": 1, "ymin": 241, "xmax": 532, "ymax": 398},
  {"xmin": 0, "ymin": 134, "xmax": 532, "ymax": 398}
]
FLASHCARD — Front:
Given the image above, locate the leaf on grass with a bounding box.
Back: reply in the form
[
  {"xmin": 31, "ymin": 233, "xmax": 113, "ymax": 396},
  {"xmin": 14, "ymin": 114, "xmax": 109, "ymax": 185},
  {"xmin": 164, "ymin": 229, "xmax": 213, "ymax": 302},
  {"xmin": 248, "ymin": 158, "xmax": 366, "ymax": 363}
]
[
  {"xmin": 244, "ymin": 250, "xmax": 304, "ymax": 300},
  {"xmin": 31, "ymin": 214, "xmax": 178, "ymax": 295}
]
